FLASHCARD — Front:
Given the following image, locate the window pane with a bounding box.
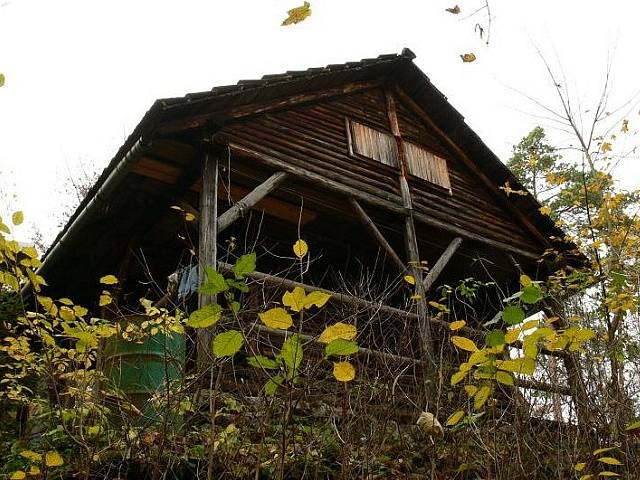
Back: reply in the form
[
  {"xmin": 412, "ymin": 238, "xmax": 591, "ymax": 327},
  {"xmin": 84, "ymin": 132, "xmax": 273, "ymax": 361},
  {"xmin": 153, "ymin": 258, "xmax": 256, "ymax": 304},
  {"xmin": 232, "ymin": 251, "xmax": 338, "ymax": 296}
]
[
  {"xmin": 403, "ymin": 141, "xmax": 451, "ymax": 191},
  {"xmin": 349, "ymin": 120, "xmax": 398, "ymax": 167}
]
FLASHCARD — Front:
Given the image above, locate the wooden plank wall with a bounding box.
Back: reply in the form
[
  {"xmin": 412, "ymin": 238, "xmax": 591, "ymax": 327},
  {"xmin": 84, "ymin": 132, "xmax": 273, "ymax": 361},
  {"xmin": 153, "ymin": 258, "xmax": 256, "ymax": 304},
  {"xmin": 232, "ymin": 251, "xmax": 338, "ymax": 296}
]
[{"xmin": 220, "ymin": 88, "xmax": 541, "ymax": 254}]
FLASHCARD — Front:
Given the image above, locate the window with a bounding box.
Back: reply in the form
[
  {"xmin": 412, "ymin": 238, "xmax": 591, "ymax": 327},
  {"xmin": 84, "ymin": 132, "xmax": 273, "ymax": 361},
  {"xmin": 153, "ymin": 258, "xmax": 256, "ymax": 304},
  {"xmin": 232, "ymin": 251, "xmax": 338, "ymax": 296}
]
[
  {"xmin": 403, "ymin": 141, "xmax": 452, "ymax": 192},
  {"xmin": 347, "ymin": 119, "xmax": 398, "ymax": 167},
  {"xmin": 346, "ymin": 118, "xmax": 452, "ymax": 192}
]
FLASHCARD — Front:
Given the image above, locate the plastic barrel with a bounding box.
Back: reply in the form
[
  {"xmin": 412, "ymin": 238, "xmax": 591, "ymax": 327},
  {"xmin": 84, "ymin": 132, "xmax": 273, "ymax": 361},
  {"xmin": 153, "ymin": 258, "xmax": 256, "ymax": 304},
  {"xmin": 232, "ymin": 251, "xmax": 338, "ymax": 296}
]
[{"xmin": 102, "ymin": 315, "xmax": 185, "ymax": 421}]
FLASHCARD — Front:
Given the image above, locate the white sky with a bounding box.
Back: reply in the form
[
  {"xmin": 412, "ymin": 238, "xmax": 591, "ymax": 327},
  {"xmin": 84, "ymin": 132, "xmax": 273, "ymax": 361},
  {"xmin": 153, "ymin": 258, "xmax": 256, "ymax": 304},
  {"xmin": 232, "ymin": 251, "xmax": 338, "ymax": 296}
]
[{"xmin": 1, "ymin": 0, "xmax": 640, "ymax": 244}]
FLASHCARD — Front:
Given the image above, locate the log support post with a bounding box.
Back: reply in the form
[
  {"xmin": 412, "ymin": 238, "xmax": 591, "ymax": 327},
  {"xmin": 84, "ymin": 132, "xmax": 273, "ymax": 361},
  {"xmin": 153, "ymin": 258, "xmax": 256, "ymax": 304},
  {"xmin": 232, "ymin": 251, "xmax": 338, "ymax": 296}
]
[
  {"xmin": 197, "ymin": 141, "xmax": 219, "ymax": 369},
  {"xmin": 385, "ymin": 89, "xmax": 436, "ymax": 407},
  {"xmin": 349, "ymin": 198, "xmax": 406, "ymax": 273},
  {"xmin": 217, "ymin": 172, "xmax": 288, "ymax": 233}
]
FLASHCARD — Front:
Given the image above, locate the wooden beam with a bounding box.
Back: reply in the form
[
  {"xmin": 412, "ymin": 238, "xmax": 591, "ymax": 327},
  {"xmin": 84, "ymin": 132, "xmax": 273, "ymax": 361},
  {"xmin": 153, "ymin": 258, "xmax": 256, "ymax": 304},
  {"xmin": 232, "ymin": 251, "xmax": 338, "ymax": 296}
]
[
  {"xmin": 217, "ymin": 171, "xmax": 288, "ymax": 233},
  {"xmin": 224, "ymin": 142, "xmax": 543, "ymax": 261},
  {"xmin": 423, "ymin": 237, "xmax": 463, "ymax": 292},
  {"xmin": 157, "ymin": 81, "xmax": 382, "ymax": 135},
  {"xmin": 197, "ymin": 149, "xmax": 219, "ymax": 368},
  {"xmin": 349, "ymin": 198, "xmax": 406, "ymax": 273},
  {"xmin": 216, "ymin": 261, "xmax": 567, "ymax": 360}
]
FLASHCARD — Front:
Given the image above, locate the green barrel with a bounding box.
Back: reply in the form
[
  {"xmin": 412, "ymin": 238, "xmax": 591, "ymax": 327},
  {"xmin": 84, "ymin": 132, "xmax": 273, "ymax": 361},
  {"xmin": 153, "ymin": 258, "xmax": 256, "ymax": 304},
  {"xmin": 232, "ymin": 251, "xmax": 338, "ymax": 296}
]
[{"xmin": 102, "ymin": 315, "xmax": 186, "ymax": 421}]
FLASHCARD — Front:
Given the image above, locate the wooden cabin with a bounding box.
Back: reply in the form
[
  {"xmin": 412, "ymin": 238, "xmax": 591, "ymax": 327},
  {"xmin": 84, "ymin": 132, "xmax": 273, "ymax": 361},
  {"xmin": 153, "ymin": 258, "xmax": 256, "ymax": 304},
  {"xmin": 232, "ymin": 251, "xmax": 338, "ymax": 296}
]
[{"xmin": 38, "ymin": 49, "xmax": 588, "ymax": 420}]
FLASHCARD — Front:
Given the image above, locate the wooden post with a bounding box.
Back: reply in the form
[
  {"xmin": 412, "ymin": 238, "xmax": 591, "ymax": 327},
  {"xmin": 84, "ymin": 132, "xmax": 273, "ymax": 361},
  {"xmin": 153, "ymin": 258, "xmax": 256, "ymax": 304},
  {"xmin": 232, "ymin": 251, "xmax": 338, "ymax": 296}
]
[
  {"xmin": 349, "ymin": 198, "xmax": 406, "ymax": 273},
  {"xmin": 385, "ymin": 89, "xmax": 437, "ymax": 406},
  {"xmin": 423, "ymin": 237, "xmax": 463, "ymax": 292},
  {"xmin": 197, "ymin": 145, "xmax": 219, "ymax": 368}
]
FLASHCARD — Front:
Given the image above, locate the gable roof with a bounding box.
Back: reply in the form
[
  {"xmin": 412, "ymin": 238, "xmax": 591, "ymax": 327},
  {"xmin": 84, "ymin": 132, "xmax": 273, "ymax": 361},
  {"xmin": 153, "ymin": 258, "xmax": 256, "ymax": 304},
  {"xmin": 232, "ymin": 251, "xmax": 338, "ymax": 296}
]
[{"xmin": 39, "ymin": 48, "xmax": 587, "ymax": 282}]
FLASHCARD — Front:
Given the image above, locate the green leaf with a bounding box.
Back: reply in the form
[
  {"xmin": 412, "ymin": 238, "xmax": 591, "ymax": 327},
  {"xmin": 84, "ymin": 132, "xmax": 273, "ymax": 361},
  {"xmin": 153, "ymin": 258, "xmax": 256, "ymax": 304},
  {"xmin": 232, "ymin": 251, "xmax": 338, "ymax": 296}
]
[
  {"xmin": 486, "ymin": 329, "xmax": 505, "ymax": 347},
  {"xmin": 502, "ymin": 305, "xmax": 525, "ymax": 325},
  {"xmin": 625, "ymin": 419, "xmax": 640, "ymax": 431},
  {"xmin": 264, "ymin": 375, "xmax": 284, "ymax": 395},
  {"xmin": 495, "ymin": 371, "xmax": 514, "ymax": 386},
  {"xmin": 247, "ymin": 355, "xmax": 281, "ymax": 370},
  {"xmin": 324, "ymin": 339, "xmax": 359, "ymax": 357},
  {"xmin": 203, "ymin": 266, "xmax": 228, "ymax": 294},
  {"xmin": 187, "ymin": 304, "xmax": 222, "ymax": 328},
  {"xmin": 212, "ymin": 330, "xmax": 244, "ymax": 358},
  {"xmin": 233, "ymin": 252, "xmax": 256, "ymax": 279},
  {"xmin": 281, "ymin": 333, "xmax": 303, "ymax": 379},
  {"xmin": 521, "ymin": 284, "xmax": 543, "ymax": 304}
]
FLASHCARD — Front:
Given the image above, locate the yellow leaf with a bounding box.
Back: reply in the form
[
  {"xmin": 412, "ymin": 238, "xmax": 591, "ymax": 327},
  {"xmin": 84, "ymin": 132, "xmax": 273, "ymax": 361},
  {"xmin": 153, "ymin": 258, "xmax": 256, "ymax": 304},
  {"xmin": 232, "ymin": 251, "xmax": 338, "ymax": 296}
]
[
  {"xmin": 333, "ymin": 361, "xmax": 356, "ymax": 382},
  {"xmin": 539, "ymin": 205, "xmax": 552, "ymax": 216},
  {"xmin": 522, "ymin": 319, "xmax": 540, "ymax": 330},
  {"xmin": 621, "ymin": 119, "xmax": 629, "ymax": 133},
  {"xmin": 601, "ymin": 142, "xmax": 612, "ymax": 153},
  {"xmin": 28, "ymin": 466, "xmax": 41, "ymax": 476},
  {"xmin": 12, "ymin": 211, "xmax": 24, "ymax": 226},
  {"xmin": 20, "ymin": 450, "xmax": 42, "ymax": 462},
  {"xmin": 495, "ymin": 371, "xmax": 514, "ymax": 386},
  {"xmin": 184, "ymin": 212, "xmax": 196, "ymax": 222},
  {"xmin": 464, "ymin": 385, "xmax": 478, "ymax": 397},
  {"xmin": 575, "ymin": 462, "xmax": 587, "ymax": 472},
  {"xmin": 520, "ymin": 274, "xmax": 532, "ymax": 287},
  {"xmin": 593, "ymin": 447, "xmax": 617, "ymax": 455},
  {"xmin": 451, "ymin": 336, "xmax": 478, "ymax": 352},
  {"xmin": 598, "ymin": 473, "xmax": 620, "ymax": 477},
  {"xmin": 282, "ymin": 286, "xmax": 306, "ymax": 312},
  {"xmin": 10, "ymin": 471, "xmax": 26, "ymax": 480},
  {"xmin": 293, "ymin": 239, "xmax": 308, "ymax": 258},
  {"xmin": 450, "ymin": 370, "xmax": 467, "ymax": 386},
  {"xmin": 473, "ymin": 385, "xmax": 491, "ymax": 410},
  {"xmin": 319, "ymin": 322, "xmax": 357, "ymax": 344},
  {"xmin": 505, "ymin": 328, "xmax": 521, "ymax": 344},
  {"xmin": 0, "ymin": 73, "xmax": 5, "ymax": 87},
  {"xmin": 282, "ymin": 1, "xmax": 312, "ymax": 26},
  {"xmin": 496, "ymin": 357, "xmax": 535, "ymax": 376},
  {"xmin": 460, "ymin": 53, "xmax": 477, "ymax": 63},
  {"xmin": 59, "ymin": 306, "xmax": 75, "ymax": 323},
  {"xmin": 597, "ymin": 457, "xmax": 623, "ymax": 466},
  {"xmin": 578, "ymin": 475, "xmax": 593, "ymax": 480},
  {"xmin": 99, "ymin": 291, "xmax": 113, "ymax": 307},
  {"xmin": 446, "ymin": 410, "xmax": 465, "ymax": 426},
  {"xmin": 468, "ymin": 350, "xmax": 487, "ymax": 365},
  {"xmin": 445, "ymin": 5, "xmax": 461, "ymax": 14},
  {"xmin": 45, "ymin": 451, "xmax": 64, "ymax": 467},
  {"xmin": 449, "ymin": 320, "xmax": 466, "ymax": 331},
  {"xmin": 99, "ymin": 274, "xmax": 118, "ymax": 285},
  {"xmin": 303, "ymin": 290, "xmax": 331, "ymax": 309},
  {"xmin": 403, "ymin": 274, "xmax": 415, "ymax": 285},
  {"xmin": 258, "ymin": 308, "xmax": 294, "ymax": 330}
]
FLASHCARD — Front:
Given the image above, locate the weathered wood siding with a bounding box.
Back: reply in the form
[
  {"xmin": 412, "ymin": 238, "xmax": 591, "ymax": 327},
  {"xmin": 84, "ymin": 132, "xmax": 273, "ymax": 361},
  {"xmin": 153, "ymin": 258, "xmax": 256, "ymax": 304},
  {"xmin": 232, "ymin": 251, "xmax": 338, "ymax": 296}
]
[{"xmin": 220, "ymin": 88, "xmax": 540, "ymax": 253}]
